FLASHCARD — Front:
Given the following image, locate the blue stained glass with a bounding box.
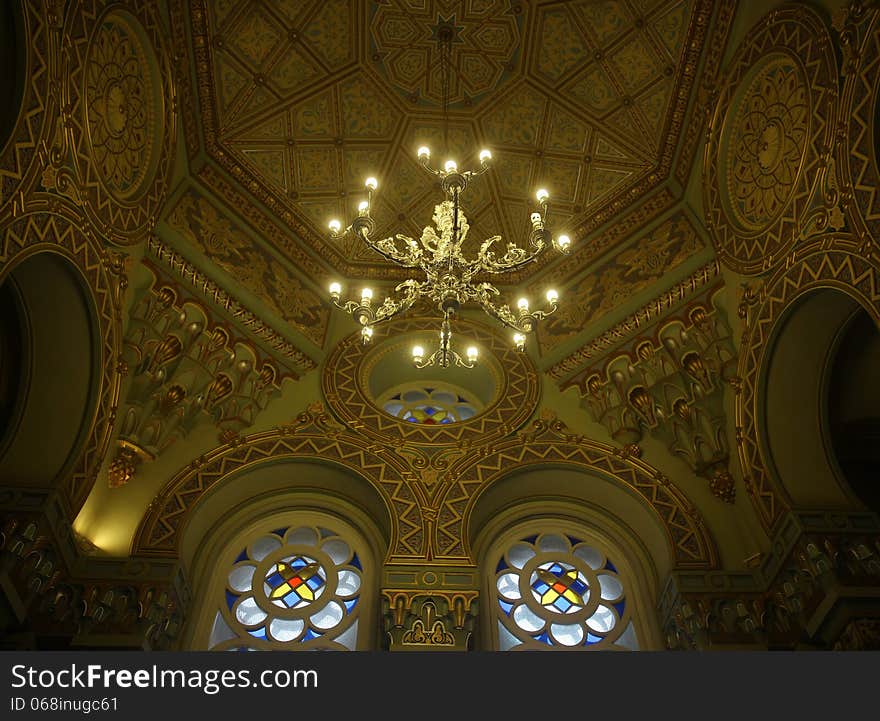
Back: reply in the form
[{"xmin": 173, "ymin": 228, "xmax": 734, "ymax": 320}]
[
  {"xmin": 424, "ymin": 407, "xmax": 436, "ymax": 415},
  {"xmin": 344, "ymin": 598, "xmax": 358, "ymax": 612},
  {"xmin": 234, "ymin": 549, "xmax": 248, "ymax": 564},
  {"xmin": 392, "ymin": 393, "xmax": 401, "ymax": 400},
  {"xmin": 225, "ymin": 590, "xmax": 237, "ymax": 610},
  {"xmin": 614, "ymin": 601, "xmax": 626, "ymax": 617},
  {"xmin": 266, "ymin": 571, "xmax": 283, "ymax": 587},
  {"xmin": 303, "ymin": 629, "xmax": 320, "ymax": 641},
  {"xmin": 554, "ymin": 597, "xmax": 572, "ymax": 612},
  {"xmin": 351, "ymin": 553, "xmax": 362, "ymax": 570},
  {"xmin": 523, "ymin": 535, "xmax": 538, "ymax": 544},
  {"xmin": 440, "ymin": 417, "xmax": 452, "ymax": 423},
  {"xmin": 498, "ymin": 600, "xmax": 513, "ymax": 615},
  {"xmin": 319, "ymin": 528, "xmax": 334, "ymax": 538},
  {"xmin": 536, "ymin": 631, "xmax": 553, "ymax": 646},
  {"xmin": 272, "ymin": 528, "xmax": 287, "ymax": 537},
  {"xmin": 283, "ymin": 590, "xmax": 299, "ymax": 607},
  {"xmin": 248, "ymin": 627, "xmax": 267, "ymax": 639},
  {"xmin": 458, "ymin": 396, "xmax": 466, "ymax": 402},
  {"xmin": 406, "ymin": 417, "xmax": 418, "ymax": 423},
  {"xmin": 291, "ymin": 557, "xmax": 307, "ymax": 569},
  {"xmin": 605, "ymin": 560, "xmax": 618, "ymax": 572},
  {"xmin": 425, "ymin": 387, "xmax": 434, "ymax": 393},
  {"xmin": 306, "ymin": 576, "xmax": 323, "ymax": 590},
  {"xmin": 533, "ymin": 581, "xmax": 550, "ymax": 594},
  {"xmin": 572, "ymin": 579, "xmax": 588, "ymax": 595},
  {"xmin": 586, "ymin": 633, "xmax": 602, "ymax": 644},
  {"xmin": 567, "ymin": 535, "xmax": 583, "ymax": 545},
  {"xmin": 496, "ymin": 558, "xmax": 509, "ymax": 573}
]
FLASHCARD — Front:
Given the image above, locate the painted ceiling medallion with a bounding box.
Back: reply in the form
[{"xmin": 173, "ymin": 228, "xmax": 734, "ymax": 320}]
[{"xmin": 704, "ymin": 5, "xmax": 837, "ymax": 275}]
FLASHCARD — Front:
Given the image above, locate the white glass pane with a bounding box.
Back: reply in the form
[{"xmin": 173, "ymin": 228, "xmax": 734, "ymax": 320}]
[
  {"xmin": 433, "ymin": 391, "xmax": 456, "ymax": 405},
  {"xmin": 507, "ymin": 542, "xmax": 536, "ymax": 569},
  {"xmin": 234, "ymin": 596, "xmax": 267, "ymax": 626},
  {"xmin": 322, "ymin": 538, "xmax": 352, "ymax": 565},
  {"xmin": 598, "ymin": 573, "xmax": 624, "ymax": 602},
  {"xmin": 286, "ymin": 527, "xmax": 318, "ymax": 547},
  {"xmin": 402, "ymin": 389, "xmax": 427, "ymax": 402},
  {"xmin": 537, "ymin": 533, "xmax": 569, "ymax": 554},
  {"xmin": 250, "ymin": 535, "xmax": 281, "ymax": 561},
  {"xmin": 615, "ymin": 620, "xmax": 639, "ymax": 650},
  {"xmin": 208, "ymin": 612, "xmax": 236, "ymax": 648},
  {"xmin": 310, "ymin": 600, "xmax": 344, "ymax": 630},
  {"xmin": 573, "ymin": 544, "xmax": 605, "ymax": 570},
  {"xmin": 551, "ymin": 623, "xmax": 584, "ymax": 647},
  {"xmin": 384, "ymin": 402, "xmax": 404, "ymax": 416},
  {"xmin": 457, "ymin": 405, "xmax": 475, "ymax": 420},
  {"xmin": 336, "ymin": 569, "xmax": 361, "ymax": 597},
  {"xmin": 513, "ymin": 603, "xmax": 545, "ymax": 633},
  {"xmin": 227, "ymin": 563, "xmax": 256, "ymax": 593},
  {"xmin": 586, "ymin": 605, "xmax": 616, "ymax": 634},
  {"xmin": 496, "ymin": 572, "xmax": 521, "ymax": 600},
  {"xmin": 335, "ymin": 620, "xmax": 359, "ymax": 650},
  {"xmin": 498, "ymin": 621, "xmax": 521, "ymax": 651},
  {"xmin": 269, "ymin": 618, "xmax": 305, "ymax": 642}
]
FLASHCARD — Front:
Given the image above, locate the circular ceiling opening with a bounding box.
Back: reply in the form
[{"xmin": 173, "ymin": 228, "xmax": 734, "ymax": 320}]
[{"xmin": 363, "ymin": 327, "xmax": 502, "ymax": 425}]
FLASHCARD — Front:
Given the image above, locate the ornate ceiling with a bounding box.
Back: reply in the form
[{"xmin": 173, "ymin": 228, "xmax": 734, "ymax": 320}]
[{"xmin": 181, "ymin": 0, "xmax": 720, "ymax": 291}]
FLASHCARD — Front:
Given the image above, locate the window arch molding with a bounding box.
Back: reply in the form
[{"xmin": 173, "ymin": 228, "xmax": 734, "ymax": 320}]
[
  {"xmin": 184, "ymin": 487, "xmax": 387, "ymax": 651},
  {"xmin": 473, "ymin": 500, "xmax": 664, "ymax": 651}
]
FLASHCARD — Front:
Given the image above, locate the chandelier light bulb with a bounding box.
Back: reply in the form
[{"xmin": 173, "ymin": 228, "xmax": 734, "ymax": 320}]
[
  {"xmin": 328, "ymin": 219, "xmax": 342, "ymax": 234},
  {"xmin": 513, "ymin": 333, "xmax": 526, "ymax": 350},
  {"xmin": 557, "ymin": 234, "xmax": 571, "ymax": 250},
  {"xmin": 466, "ymin": 346, "xmax": 478, "ymax": 361},
  {"xmin": 417, "ymin": 146, "xmax": 430, "ymax": 160},
  {"xmin": 362, "ymin": 325, "xmax": 373, "ymax": 343},
  {"xmin": 546, "ymin": 289, "xmax": 558, "ymax": 304},
  {"xmin": 479, "ymin": 149, "xmax": 492, "ymax": 163},
  {"xmin": 358, "ymin": 200, "xmax": 369, "ymax": 214},
  {"xmin": 361, "ymin": 287, "xmax": 373, "ymax": 302},
  {"xmin": 365, "ymin": 176, "xmax": 378, "ymax": 191},
  {"xmin": 517, "ymin": 297, "xmax": 529, "ymax": 311},
  {"xmin": 329, "ymin": 282, "xmax": 342, "ymax": 298},
  {"xmin": 412, "ymin": 345, "xmax": 424, "ymax": 361},
  {"xmin": 444, "ymin": 159, "xmax": 458, "ymax": 173},
  {"xmin": 536, "ymin": 188, "xmax": 549, "ymax": 203}
]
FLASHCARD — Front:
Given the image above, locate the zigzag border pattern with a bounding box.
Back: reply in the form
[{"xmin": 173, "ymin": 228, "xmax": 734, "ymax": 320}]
[
  {"xmin": 704, "ymin": 6, "xmax": 838, "ymax": 275},
  {"xmin": 61, "ymin": 0, "xmax": 177, "ymax": 246},
  {"xmin": 322, "ymin": 317, "xmax": 540, "ymax": 446},
  {"xmin": 133, "ymin": 427, "xmax": 424, "ymax": 560},
  {"xmin": 0, "ymin": 205, "xmax": 123, "ymax": 516},
  {"xmin": 735, "ymin": 234, "xmax": 880, "ymax": 532},
  {"xmin": 437, "ymin": 421, "xmax": 719, "ymax": 568}
]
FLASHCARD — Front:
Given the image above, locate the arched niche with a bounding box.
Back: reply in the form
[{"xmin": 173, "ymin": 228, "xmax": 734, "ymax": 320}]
[
  {"xmin": 468, "ymin": 466, "xmax": 670, "ymax": 650},
  {"xmin": 0, "ymin": 1, "xmax": 26, "ymax": 153},
  {"xmin": 0, "ymin": 252, "xmax": 100, "ymax": 489},
  {"xmin": 181, "ymin": 461, "xmax": 391, "ymax": 651},
  {"xmin": 761, "ymin": 288, "xmax": 878, "ymax": 509}
]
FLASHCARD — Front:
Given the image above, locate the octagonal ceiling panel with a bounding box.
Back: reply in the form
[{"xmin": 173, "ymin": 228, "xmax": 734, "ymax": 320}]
[{"xmin": 192, "ymin": 0, "xmax": 709, "ymax": 281}]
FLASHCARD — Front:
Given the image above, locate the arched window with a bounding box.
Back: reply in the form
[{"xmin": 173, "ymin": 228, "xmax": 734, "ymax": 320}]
[
  {"xmin": 379, "ymin": 382, "xmax": 480, "ymax": 424},
  {"xmin": 493, "ymin": 532, "xmax": 639, "ymax": 650},
  {"xmin": 208, "ymin": 524, "xmax": 364, "ymax": 650}
]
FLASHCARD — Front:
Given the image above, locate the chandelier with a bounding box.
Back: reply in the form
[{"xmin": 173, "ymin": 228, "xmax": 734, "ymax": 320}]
[{"xmin": 327, "ymin": 148, "xmax": 571, "ymax": 368}]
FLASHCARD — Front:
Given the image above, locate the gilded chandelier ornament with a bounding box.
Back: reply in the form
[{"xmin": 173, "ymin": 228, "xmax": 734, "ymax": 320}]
[{"xmin": 327, "ymin": 148, "xmax": 571, "ymax": 367}]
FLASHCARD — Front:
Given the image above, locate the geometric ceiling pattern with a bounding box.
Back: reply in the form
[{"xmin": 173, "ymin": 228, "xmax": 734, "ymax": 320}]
[{"xmin": 197, "ymin": 0, "xmax": 707, "ymax": 280}]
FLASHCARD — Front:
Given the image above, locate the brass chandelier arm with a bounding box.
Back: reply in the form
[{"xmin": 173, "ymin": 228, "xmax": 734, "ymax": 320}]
[
  {"xmin": 474, "ymin": 234, "xmax": 547, "ymax": 275},
  {"xmin": 368, "ymin": 233, "xmax": 424, "ymax": 268},
  {"xmin": 330, "ymin": 279, "xmax": 424, "ymax": 328},
  {"xmin": 475, "ymin": 284, "xmax": 559, "ymax": 334}
]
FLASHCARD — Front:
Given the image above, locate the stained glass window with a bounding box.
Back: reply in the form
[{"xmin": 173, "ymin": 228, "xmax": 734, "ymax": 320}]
[
  {"xmin": 379, "ymin": 383, "xmax": 480, "ymax": 424},
  {"xmin": 208, "ymin": 525, "xmax": 363, "ymax": 650},
  {"xmin": 493, "ymin": 533, "xmax": 639, "ymax": 650}
]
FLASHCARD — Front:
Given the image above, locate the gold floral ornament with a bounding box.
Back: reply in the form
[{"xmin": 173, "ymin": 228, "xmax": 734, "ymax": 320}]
[
  {"xmin": 726, "ymin": 58, "xmax": 809, "ymax": 231},
  {"xmin": 85, "ymin": 18, "xmax": 154, "ymax": 200}
]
